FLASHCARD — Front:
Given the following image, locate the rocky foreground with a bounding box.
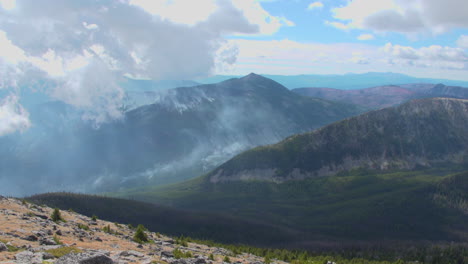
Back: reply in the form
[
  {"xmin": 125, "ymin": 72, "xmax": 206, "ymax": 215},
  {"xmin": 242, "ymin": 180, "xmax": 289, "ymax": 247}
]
[{"xmin": 0, "ymin": 196, "xmax": 283, "ymax": 264}]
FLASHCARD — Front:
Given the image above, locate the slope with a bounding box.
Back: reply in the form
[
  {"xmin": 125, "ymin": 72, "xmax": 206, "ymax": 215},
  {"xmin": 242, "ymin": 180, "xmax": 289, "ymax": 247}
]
[
  {"xmin": 293, "ymin": 83, "xmax": 468, "ymax": 110},
  {"xmin": 112, "ymin": 98, "xmax": 468, "ymax": 244}
]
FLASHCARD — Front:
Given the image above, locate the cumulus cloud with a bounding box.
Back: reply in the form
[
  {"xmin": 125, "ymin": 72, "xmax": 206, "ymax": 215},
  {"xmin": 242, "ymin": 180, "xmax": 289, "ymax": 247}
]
[
  {"xmin": 457, "ymin": 35, "xmax": 468, "ymax": 49},
  {"xmin": 328, "ymin": 0, "xmax": 468, "ymax": 35},
  {"xmin": 226, "ymin": 38, "xmax": 381, "ymax": 75},
  {"xmin": 307, "ymin": 1, "xmax": 323, "ymax": 10},
  {"xmin": 0, "ymin": 0, "xmax": 284, "ymax": 128},
  {"xmin": 383, "ymin": 43, "xmax": 468, "ymax": 69},
  {"xmin": 0, "ymin": 94, "xmax": 31, "ymax": 136}
]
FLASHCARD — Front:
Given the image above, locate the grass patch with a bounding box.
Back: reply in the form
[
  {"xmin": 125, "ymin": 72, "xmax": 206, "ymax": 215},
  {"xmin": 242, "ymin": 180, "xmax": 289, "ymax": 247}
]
[
  {"xmin": 173, "ymin": 248, "xmax": 193, "ymax": 259},
  {"xmin": 45, "ymin": 247, "xmax": 81, "ymax": 258}
]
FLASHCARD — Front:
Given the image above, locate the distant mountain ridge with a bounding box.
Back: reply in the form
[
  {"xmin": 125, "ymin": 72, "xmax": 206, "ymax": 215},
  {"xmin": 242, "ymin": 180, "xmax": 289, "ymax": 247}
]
[
  {"xmin": 293, "ymin": 83, "xmax": 468, "ymax": 109},
  {"xmin": 208, "ymin": 98, "xmax": 468, "ymax": 183},
  {"xmin": 200, "ymin": 72, "xmax": 468, "ymax": 90}
]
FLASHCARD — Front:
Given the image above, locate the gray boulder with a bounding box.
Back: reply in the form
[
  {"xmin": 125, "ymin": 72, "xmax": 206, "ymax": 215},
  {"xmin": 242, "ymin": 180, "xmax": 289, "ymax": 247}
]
[{"xmin": 55, "ymin": 252, "xmax": 115, "ymax": 264}]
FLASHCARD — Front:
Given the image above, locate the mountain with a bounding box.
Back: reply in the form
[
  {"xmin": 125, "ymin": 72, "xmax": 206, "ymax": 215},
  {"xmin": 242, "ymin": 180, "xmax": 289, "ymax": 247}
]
[
  {"xmin": 112, "ymin": 98, "xmax": 468, "ymax": 244},
  {"xmin": 199, "ymin": 72, "xmax": 468, "ymax": 90},
  {"xmin": 293, "ymin": 83, "xmax": 468, "ymax": 109},
  {"xmin": 0, "ymin": 74, "xmax": 363, "ymax": 196},
  {"xmin": 208, "ymin": 98, "xmax": 468, "ymax": 182}
]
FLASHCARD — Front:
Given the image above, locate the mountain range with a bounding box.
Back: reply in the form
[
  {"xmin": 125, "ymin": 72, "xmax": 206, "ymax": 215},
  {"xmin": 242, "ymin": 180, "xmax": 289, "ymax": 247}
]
[
  {"xmin": 199, "ymin": 72, "xmax": 468, "ymax": 90},
  {"xmin": 0, "ymin": 74, "xmax": 362, "ymax": 196},
  {"xmin": 293, "ymin": 83, "xmax": 468, "ymax": 109}
]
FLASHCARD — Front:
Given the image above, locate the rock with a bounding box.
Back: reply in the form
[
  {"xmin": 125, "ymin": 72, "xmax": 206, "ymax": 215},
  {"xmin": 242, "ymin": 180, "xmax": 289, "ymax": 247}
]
[
  {"xmin": 137, "ymin": 244, "xmax": 143, "ymax": 249},
  {"xmin": 120, "ymin": 250, "xmax": 145, "ymax": 258},
  {"xmin": 171, "ymin": 259, "xmax": 189, "ymax": 264},
  {"xmin": 161, "ymin": 251, "xmax": 174, "ymax": 258},
  {"xmin": 15, "ymin": 251, "xmax": 44, "ymax": 264},
  {"xmin": 55, "ymin": 252, "xmax": 115, "ymax": 264},
  {"xmin": 94, "ymin": 237, "xmax": 103, "ymax": 242},
  {"xmin": 15, "ymin": 251, "xmax": 34, "ymax": 263},
  {"xmin": 195, "ymin": 257, "xmax": 207, "ymax": 264},
  {"xmin": 56, "ymin": 229, "xmax": 63, "ymax": 236},
  {"xmin": 0, "ymin": 242, "xmax": 7, "ymax": 252},
  {"xmin": 42, "ymin": 252, "xmax": 55, "ymax": 259},
  {"xmin": 39, "ymin": 237, "xmax": 57, "ymax": 245},
  {"xmin": 23, "ymin": 234, "xmax": 38, "ymax": 241},
  {"xmin": 32, "ymin": 230, "xmax": 47, "ymax": 237}
]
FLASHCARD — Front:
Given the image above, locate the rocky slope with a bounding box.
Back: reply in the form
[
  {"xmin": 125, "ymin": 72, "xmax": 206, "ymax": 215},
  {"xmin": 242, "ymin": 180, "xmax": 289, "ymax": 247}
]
[
  {"xmin": 0, "ymin": 196, "xmax": 282, "ymax": 264},
  {"xmin": 208, "ymin": 98, "xmax": 468, "ymax": 183},
  {"xmin": 293, "ymin": 83, "xmax": 468, "ymax": 109}
]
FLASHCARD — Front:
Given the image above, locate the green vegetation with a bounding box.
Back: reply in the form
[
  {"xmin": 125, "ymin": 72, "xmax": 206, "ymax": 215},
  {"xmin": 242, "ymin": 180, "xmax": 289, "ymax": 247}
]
[
  {"xmin": 133, "ymin": 224, "xmax": 149, "ymax": 243},
  {"xmin": 185, "ymin": 238, "xmax": 468, "ymax": 264},
  {"xmin": 52, "ymin": 235, "xmax": 63, "ymax": 245},
  {"xmin": 209, "ymin": 254, "xmax": 214, "ymax": 261},
  {"xmin": 173, "ymin": 248, "xmax": 193, "ymax": 259},
  {"xmin": 0, "ymin": 239, "xmax": 21, "ymax": 252},
  {"xmin": 223, "ymin": 256, "xmax": 231, "ymax": 263},
  {"xmin": 102, "ymin": 224, "xmax": 113, "ymax": 234},
  {"xmin": 45, "ymin": 247, "xmax": 81, "ymax": 258},
  {"xmin": 50, "ymin": 208, "xmax": 64, "ymax": 223},
  {"xmin": 28, "ymin": 169, "xmax": 468, "ymax": 263},
  {"xmin": 91, "ymin": 215, "xmax": 97, "ymax": 221},
  {"xmin": 77, "ymin": 223, "xmax": 90, "ymax": 231},
  {"xmin": 175, "ymin": 235, "xmax": 189, "ymax": 247}
]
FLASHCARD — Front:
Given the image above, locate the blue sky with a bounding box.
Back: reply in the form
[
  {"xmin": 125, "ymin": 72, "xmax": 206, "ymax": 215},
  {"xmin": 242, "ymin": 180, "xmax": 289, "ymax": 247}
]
[{"xmin": 221, "ymin": 0, "xmax": 468, "ymax": 80}]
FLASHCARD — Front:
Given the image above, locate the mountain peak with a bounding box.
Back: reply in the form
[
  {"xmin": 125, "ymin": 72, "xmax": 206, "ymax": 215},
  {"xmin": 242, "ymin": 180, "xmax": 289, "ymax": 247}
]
[{"xmin": 240, "ymin": 73, "xmax": 267, "ymax": 81}]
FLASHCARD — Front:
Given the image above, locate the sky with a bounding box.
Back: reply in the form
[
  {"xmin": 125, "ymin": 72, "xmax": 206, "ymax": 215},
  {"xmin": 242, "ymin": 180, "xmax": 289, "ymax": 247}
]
[{"xmin": 0, "ymin": 0, "xmax": 468, "ymax": 135}]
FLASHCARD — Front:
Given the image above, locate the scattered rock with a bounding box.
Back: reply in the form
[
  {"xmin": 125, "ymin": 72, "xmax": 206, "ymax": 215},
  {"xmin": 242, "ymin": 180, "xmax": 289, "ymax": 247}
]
[
  {"xmin": 23, "ymin": 234, "xmax": 38, "ymax": 241},
  {"xmin": 39, "ymin": 237, "xmax": 57, "ymax": 246},
  {"xmin": 15, "ymin": 251, "xmax": 44, "ymax": 264},
  {"xmin": 0, "ymin": 242, "xmax": 7, "ymax": 252},
  {"xmin": 55, "ymin": 252, "xmax": 115, "ymax": 264},
  {"xmin": 161, "ymin": 251, "xmax": 174, "ymax": 258},
  {"xmin": 120, "ymin": 250, "xmax": 145, "ymax": 258}
]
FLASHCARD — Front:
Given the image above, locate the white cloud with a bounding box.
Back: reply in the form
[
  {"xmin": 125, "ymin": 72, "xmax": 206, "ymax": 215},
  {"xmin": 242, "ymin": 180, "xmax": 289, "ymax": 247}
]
[
  {"xmin": 325, "ymin": 21, "xmax": 350, "ymax": 30},
  {"xmin": 307, "ymin": 1, "xmax": 323, "ymax": 10},
  {"xmin": 383, "ymin": 43, "xmax": 468, "ymax": 69},
  {"xmin": 457, "ymin": 35, "xmax": 468, "ymax": 49},
  {"xmin": 0, "ymin": 94, "xmax": 30, "ymax": 136},
  {"xmin": 230, "ymin": 0, "xmax": 295, "ymax": 35},
  {"xmin": 0, "ymin": 0, "xmax": 16, "ymax": 11},
  {"xmin": 130, "ymin": 0, "xmax": 293, "ymax": 35},
  {"xmin": 0, "ymin": 0, "xmax": 271, "ymax": 126},
  {"xmin": 129, "ymin": 0, "xmax": 218, "ymax": 26},
  {"xmin": 329, "ymin": 0, "xmax": 468, "ymax": 35},
  {"xmin": 224, "ymin": 39, "xmax": 381, "ymax": 75},
  {"xmin": 357, "ymin": 34, "xmax": 374, "ymax": 41}
]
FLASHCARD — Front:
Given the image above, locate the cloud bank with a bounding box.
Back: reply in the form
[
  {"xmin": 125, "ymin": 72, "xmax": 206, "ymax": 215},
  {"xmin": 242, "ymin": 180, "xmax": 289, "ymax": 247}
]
[
  {"xmin": 0, "ymin": 0, "xmax": 287, "ymax": 133},
  {"xmin": 328, "ymin": 0, "xmax": 468, "ymax": 35}
]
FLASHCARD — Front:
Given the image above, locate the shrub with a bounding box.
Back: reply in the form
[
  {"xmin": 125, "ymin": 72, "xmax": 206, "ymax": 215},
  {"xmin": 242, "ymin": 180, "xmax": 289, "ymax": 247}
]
[
  {"xmin": 78, "ymin": 223, "xmax": 90, "ymax": 231},
  {"xmin": 102, "ymin": 225, "xmax": 113, "ymax": 234},
  {"xmin": 51, "ymin": 208, "xmax": 64, "ymax": 222},
  {"xmin": 91, "ymin": 215, "xmax": 98, "ymax": 221},
  {"xmin": 209, "ymin": 254, "xmax": 215, "ymax": 261},
  {"xmin": 223, "ymin": 256, "xmax": 231, "ymax": 263},
  {"xmin": 133, "ymin": 224, "xmax": 149, "ymax": 243},
  {"xmin": 173, "ymin": 248, "xmax": 193, "ymax": 259}
]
